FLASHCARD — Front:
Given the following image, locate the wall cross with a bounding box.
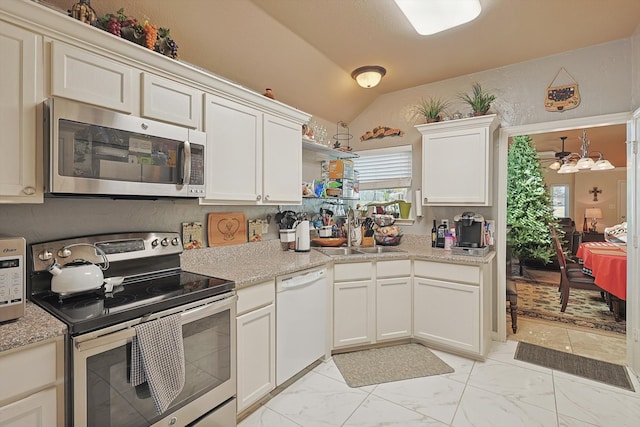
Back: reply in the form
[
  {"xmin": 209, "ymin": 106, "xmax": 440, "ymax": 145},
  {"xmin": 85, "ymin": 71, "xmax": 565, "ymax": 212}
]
[{"xmin": 589, "ymin": 186, "xmax": 602, "ymax": 202}]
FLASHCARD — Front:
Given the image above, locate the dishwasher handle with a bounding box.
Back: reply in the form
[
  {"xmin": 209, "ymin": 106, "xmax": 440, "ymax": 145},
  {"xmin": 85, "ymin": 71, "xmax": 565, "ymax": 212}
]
[{"xmin": 279, "ymin": 269, "xmax": 325, "ymax": 290}]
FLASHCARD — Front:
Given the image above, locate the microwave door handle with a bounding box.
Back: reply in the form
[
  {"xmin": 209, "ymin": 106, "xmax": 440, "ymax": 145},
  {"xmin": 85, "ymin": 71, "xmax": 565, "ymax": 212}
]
[{"xmin": 180, "ymin": 141, "xmax": 192, "ymax": 185}]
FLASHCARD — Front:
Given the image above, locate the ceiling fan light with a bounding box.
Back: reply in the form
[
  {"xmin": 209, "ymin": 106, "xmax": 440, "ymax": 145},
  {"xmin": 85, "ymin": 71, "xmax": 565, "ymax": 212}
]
[
  {"xmin": 548, "ymin": 160, "xmax": 561, "ymax": 170},
  {"xmin": 394, "ymin": 0, "xmax": 482, "ymax": 36},
  {"xmin": 351, "ymin": 65, "xmax": 386, "ymax": 88},
  {"xmin": 591, "ymin": 159, "xmax": 615, "ymax": 170},
  {"xmin": 576, "ymin": 157, "xmax": 595, "ymax": 169}
]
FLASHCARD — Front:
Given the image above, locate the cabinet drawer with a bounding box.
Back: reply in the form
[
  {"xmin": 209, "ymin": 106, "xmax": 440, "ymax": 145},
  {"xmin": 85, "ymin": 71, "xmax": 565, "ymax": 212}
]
[
  {"xmin": 414, "ymin": 260, "xmax": 479, "ymax": 284},
  {"xmin": 237, "ymin": 280, "xmax": 275, "ymax": 315},
  {"xmin": 51, "ymin": 41, "xmax": 133, "ymax": 113},
  {"xmin": 376, "ymin": 259, "xmax": 411, "ymax": 278},
  {"xmin": 0, "ymin": 341, "xmax": 57, "ymax": 402},
  {"xmin": 141, "ymin": 73, "xmax": 201, "ymax": 128},
  {"xmin": 335, "ymin": 262, "xmax": 373, "ymax": 282}
]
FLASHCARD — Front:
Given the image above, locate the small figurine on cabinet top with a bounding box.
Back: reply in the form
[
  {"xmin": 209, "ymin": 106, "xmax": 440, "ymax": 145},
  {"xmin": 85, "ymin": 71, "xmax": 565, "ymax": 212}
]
[{"xmin": 70, "ymin": 0, "xmax": 97, "ymax": 25}]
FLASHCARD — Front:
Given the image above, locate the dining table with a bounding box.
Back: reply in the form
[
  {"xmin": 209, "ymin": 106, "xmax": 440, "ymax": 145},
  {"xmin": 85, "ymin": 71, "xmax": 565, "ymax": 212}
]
[{"xmin": 575, "ymin": 241, "xmax": 627, "ymax": 321}]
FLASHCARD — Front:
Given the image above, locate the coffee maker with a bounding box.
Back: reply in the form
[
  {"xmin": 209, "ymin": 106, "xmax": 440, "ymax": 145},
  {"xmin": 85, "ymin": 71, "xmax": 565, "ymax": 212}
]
[{"xmin": 454, "ymin": 212, "xmax": 485, "ymax": 248}]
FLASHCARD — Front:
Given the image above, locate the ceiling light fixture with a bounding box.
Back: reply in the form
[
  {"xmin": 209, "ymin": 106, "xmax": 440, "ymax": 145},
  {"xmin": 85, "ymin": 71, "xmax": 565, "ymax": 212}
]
[
  {"xmin": 351, "ymin": 65, "xmax": 386, "ymax": 88},
  {"xmin": 393, "ymin": 0, "xmax": 482, "ymax": 36},
  {"xmin": 553, "ymin": 130, "xmax": 615, "ymax": 174}
]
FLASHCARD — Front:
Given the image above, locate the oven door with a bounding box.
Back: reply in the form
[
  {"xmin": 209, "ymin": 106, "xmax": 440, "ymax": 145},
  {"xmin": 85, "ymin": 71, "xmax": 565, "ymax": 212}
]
[{"xmin": 72, "ymin": 292, "xmax": 236, "ymax": 427}]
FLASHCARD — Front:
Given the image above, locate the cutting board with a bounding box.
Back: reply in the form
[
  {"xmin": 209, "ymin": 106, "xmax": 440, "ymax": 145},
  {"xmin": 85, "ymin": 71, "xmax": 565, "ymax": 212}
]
[{"xmin": 207, "ymin": 212, "xmax": 248, "ymax": 246}]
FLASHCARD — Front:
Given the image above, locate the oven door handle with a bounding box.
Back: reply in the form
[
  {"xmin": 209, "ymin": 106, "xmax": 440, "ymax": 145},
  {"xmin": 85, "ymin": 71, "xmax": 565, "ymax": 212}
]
[{"xmin": 74, "ymin": 293, "xmax": 237, "ymax": 353}]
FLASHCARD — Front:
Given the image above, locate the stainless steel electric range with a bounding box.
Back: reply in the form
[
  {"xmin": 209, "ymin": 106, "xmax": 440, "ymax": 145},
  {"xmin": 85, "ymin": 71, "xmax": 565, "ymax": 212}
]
[{"xmin": 29, "ymin": 232, "xmax": 237, "ymax": 427}]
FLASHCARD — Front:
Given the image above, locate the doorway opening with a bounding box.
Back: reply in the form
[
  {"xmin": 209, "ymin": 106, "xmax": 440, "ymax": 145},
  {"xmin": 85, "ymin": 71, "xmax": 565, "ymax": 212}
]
[{"xmin": 498, "ymin": 115, "xmax": 630, "ymax": 366}]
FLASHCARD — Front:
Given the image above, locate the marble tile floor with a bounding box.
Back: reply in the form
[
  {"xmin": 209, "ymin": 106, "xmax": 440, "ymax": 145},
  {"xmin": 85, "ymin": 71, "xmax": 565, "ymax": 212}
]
[
  {"xmin": 239, "ymin": 338, "xmax": 639, "ymax": 427},
  {"xmin": 508, "ymin": 317, "xmax": 627, "ymax": 366}
]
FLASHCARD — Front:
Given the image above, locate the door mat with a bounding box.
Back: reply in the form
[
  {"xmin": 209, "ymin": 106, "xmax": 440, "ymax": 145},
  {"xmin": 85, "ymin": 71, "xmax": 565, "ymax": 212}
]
[
  {"xmin": 514, "ymin": 281, "xmax": 625, "ymax": 334},
  {"xmin": 514, "ymin": 342, "xmax": 634, "ymax": 391},
  {"xmin": 332, "ymin": 343, "xmax": 454, "ymax": 388}
]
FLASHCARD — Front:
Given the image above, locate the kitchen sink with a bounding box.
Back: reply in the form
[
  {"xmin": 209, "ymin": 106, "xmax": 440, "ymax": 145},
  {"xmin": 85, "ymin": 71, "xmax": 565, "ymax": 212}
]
[
  {"xmin": 355, "ymin": 246, "xmax": 407, "ymax": 254},
  {"xmin": 314, "ymin": 246, "xmax": 407, "ymax": 256},
  {"xmin": 314, "ymin": 247, "xmax": 364, "ymax": 256}
]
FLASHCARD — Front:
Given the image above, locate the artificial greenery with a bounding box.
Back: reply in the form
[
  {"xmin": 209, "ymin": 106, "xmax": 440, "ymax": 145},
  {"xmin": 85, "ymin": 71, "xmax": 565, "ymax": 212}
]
[
  {"xmin": 507, "ymin": 135, "xmax": 558, "ymax": 273},
  {"xmin": 413, "ymin": 96, "xmax": 450, "ymax": 122},
  {"xmin": 458, "ymin": 82, "xmax": 495, "ymax": 115}
]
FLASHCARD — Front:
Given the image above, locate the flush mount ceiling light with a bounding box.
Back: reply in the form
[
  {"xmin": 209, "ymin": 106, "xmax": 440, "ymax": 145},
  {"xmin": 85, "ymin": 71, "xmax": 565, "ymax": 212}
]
[
  {"xmin": 393, "ymin": 0, "xmax": 482, "ymax": 36},
  {"xmin": 351, "ymin": 65, "xmax": 387, "ymax": 88}
]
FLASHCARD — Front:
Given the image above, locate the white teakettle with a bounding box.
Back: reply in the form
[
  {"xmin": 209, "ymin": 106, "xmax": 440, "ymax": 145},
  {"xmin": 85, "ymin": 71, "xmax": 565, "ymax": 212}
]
[{"xmin": 47, "ymin": 244, "xmax": 109, "ymax": 296}]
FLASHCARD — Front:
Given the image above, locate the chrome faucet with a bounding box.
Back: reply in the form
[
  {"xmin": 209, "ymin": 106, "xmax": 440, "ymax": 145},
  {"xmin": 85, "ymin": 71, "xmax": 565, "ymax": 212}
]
[{"xmin": 346, "ymin": 207, "xmax": 354, "ymax": 247}]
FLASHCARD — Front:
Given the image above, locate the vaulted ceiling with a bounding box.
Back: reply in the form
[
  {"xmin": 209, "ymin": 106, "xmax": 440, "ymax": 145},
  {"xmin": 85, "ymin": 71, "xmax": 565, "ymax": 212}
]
[{"xmin": 43, "ymin": 0, "xmax": 640, "ymax": 124}]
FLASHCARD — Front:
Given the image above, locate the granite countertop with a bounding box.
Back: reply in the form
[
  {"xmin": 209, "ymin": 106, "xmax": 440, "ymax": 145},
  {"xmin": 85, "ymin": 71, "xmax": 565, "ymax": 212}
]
[
  {"xmin": 0, "ymin": 302, "xmax": 67, "ymax": 353},
  {"xmin": 181, "ymin": 234, "xmax": 495, "ymax": 289}
]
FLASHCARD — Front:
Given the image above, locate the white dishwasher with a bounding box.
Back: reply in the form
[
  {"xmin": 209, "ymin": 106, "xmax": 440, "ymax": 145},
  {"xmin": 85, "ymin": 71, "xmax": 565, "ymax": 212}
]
[{"xmin": 276, "ymin": 267, "xmax": 327, "ymax": 386}]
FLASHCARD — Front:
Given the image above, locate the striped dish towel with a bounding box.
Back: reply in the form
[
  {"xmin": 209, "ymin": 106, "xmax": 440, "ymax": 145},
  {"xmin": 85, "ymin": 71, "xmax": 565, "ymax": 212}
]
[{"xmin": 131, "ymin": 313, "xmax": 185, "ymax": 414}]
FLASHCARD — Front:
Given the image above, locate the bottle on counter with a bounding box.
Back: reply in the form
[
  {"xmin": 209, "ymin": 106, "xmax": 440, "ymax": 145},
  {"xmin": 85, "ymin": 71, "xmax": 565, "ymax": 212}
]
[
  {"xmin": 431, "ymin": 220, "xmax": 437, "ymax": 247},
  {"xmin": 450, "ymin": 227, "xmax": 457, "ymax": 247},
  {"xmin": 444, "ymin": 232, "xmax": 453, "ymax": 250}
]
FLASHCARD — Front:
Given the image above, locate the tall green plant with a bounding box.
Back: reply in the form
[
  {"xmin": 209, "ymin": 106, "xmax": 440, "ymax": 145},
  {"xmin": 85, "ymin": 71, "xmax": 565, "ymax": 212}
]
[{"xmin": 507, "ymin": 135, "xmax": 557, "ymax": 270}]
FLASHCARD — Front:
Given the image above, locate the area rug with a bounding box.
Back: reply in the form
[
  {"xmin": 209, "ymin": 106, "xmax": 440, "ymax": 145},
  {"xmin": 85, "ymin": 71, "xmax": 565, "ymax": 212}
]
[
  {"xmin": 332, "ymin": 343, "xmax": 454, "ymax": 388},
  {"xmin": 514, "ymin": 280, "xmax": 626, "ymax": 334},
  {"xmin": 515, "ymin": 342, "xmax": 634, "ymax": 391}
]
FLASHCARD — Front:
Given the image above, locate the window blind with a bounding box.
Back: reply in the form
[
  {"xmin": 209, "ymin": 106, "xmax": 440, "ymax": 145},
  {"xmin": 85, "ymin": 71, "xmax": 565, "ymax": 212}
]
[{"xmin": 354, "ymin": 145, "xmax": 412, "ymax": 190}]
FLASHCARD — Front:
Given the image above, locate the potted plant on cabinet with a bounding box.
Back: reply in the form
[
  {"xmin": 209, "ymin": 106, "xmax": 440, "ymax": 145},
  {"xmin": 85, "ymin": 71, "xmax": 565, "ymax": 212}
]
[
  {"xmin": 413, "ymin": 96, "xmax": 450, "ymax": 123},
  {"xmin": 458, "ymin": 82, "xmax": 496, "ymax": 116}
]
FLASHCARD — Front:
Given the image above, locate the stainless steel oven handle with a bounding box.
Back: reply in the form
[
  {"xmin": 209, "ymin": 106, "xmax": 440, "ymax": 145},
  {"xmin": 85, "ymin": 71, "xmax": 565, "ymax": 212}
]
[{"xmin": 74, "ymin": 293, "xmax": 236, "ymax": 352}]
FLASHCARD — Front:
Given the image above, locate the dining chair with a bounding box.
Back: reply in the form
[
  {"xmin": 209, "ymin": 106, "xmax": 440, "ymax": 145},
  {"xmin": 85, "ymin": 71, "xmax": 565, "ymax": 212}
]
[
  {"xmin": 549, "ymin": 225, "xmax": 584, "ymax": 292},
  {"xmin": 549, "ymin": 224, "xmax": 604, "ymax": 312}
]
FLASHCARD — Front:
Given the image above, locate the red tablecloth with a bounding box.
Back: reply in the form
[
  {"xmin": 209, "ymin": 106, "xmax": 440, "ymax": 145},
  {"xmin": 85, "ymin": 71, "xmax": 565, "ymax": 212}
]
[{"xmin": 576, "ymin": 242, "xmax": 627, "ymax": 300}]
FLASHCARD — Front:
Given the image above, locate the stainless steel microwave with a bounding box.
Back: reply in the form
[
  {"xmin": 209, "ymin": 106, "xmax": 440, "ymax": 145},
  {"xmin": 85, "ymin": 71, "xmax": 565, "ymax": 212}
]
[{"xmin": 45, "ymin": 98, "xmax": 206, "ymax": 198}]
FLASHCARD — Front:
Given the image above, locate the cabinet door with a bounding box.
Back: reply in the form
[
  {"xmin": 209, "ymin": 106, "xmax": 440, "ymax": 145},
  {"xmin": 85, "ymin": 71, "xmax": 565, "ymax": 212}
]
[
  {"xmin": 236, "ymin": 304, "xmax": 275, "ymax": 412},
  {"xmin": 203, "ymin": 94, "xmax": 262, "ymax": 203},
  {"xmin": 377, "ymin": 276, "xmax": 412, "ymax": 341},
  {"xmin": 141, "ymin": 73, "xmax": 201, "ymax": 128},
  {"xmin": 0, "ymin": 387, "xmax": 57, "ymax": 427},
  {"xmin": 333, "ymin": 279, "xmax": 375, "ymax": 348},
  {"xmin": 422, "ymin": 128, "xmax": 489, "ymax": 205},
  {"xmin": 0, "ymin": 21, "xmax": 42, "ymax": 203},
  {"xmin": 413, "ymin": 277, "xmax": 480, "ymax": 354},
  {"xmin": 51, "ymin": 41, "xmax": 133, "ymax": 113},
  {"xmin": 262, "ymin": 114, "xmax": 301, "ymax": 204}
]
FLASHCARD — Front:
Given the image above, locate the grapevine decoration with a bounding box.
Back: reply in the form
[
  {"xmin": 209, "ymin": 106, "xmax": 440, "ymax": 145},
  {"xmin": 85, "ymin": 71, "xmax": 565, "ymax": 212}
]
[{"xmin": 96, "ymin": 9, "xmax": 178, "ymax": 59}]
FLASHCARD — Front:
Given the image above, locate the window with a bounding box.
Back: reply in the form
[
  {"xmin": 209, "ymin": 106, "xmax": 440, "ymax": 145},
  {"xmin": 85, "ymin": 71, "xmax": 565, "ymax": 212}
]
[
  {"xmin": 354, "ymin": 145, "xmax": 412, "ymax": 206},
  {"xmin": 550, "ymin": 184, "xmax": 569, "ymax": 218}
]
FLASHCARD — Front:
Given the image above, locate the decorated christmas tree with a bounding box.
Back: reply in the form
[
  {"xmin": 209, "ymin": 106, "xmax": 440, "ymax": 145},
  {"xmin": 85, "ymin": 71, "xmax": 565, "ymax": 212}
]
[{"xmin": 507, "ymin": 135, "xmax": 557, "ymax": 275}]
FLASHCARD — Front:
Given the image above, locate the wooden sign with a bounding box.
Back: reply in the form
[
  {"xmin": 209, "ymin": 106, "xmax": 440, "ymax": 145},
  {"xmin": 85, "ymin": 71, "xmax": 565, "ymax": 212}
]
[
  {"xmin": 207, "ymin": 212, "xmax": 247, "ymax": 246},
  {"xmin": 544, "ymin": 68, "xmax": 580, "ymax": 112}
]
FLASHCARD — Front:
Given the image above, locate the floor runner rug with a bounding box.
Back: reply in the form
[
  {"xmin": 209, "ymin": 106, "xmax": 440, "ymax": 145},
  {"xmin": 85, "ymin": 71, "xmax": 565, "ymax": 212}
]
[
  {"xmin": 515, "ymin": 342, "xmax": 634, "ymax": 391},
  {"xmin": 332, "ymin": 343, "xmax": 454, "ymax": 388}
]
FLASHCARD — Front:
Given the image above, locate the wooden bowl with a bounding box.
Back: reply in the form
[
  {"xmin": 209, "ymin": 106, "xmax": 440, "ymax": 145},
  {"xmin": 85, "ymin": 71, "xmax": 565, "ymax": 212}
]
[{"xmin": 311, "ymin": 237, "xmax": 347, "ymax": 247}]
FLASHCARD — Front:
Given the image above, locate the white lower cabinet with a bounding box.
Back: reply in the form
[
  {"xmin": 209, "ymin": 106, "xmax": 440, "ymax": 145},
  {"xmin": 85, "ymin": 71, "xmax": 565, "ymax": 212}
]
[
  {"xmin": 236, "ymin": 281, "xmax": 276, "ymax": 413},
  {"xmin": 0, "ymin": 338, "xmax": 63, "ymax": 427},
  {"xmin": 333, "ymin": 262, "xmax": 375, "ymax": 348},
  {"xmin": 333, "ymin": 259, "xmax": 412, "ymax": 349},
  {"xmin": 413, "ymin": 260, "xmax": 492, "ymax": 359},
  {"xmin": 376, "ymin": 260, "xmax": 412, "ymax": 342},
  {"xmin": 0, "ymin": 387, "xmax": 57, "ymax": 427}
]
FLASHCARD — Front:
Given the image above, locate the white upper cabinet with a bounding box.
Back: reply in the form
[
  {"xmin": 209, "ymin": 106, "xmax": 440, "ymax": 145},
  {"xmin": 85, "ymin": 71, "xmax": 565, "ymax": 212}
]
[
  {"xmin": 0, "ymin": 21, "xmax": 43, "ymax": 203},
  {"xmin": 417, "ymin": 114, "xmax": 498, "ymax": 206},
  {"xmin": 141, "ymin": 73, "xmax": 201, "ymax": 128},
  {"xmin": 202, "ymin": 93, "xmax": 306, "ymax": 205},
  {"xmin": 51, "ymin": 41, "xmax": 134, "ymax": 113}
]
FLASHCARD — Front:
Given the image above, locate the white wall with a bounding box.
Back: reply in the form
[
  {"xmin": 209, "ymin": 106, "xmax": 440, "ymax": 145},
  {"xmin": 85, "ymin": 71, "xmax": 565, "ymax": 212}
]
[{"xmin": 348, "ymin": 39, "xmax": 634, "ymax": 236}]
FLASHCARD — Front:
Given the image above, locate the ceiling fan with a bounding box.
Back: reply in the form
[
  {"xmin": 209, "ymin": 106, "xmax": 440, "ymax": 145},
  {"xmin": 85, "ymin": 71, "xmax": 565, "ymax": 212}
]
[{"xmin": 537, "ymin": 136, "xmax": 570, "ymax": 164}]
